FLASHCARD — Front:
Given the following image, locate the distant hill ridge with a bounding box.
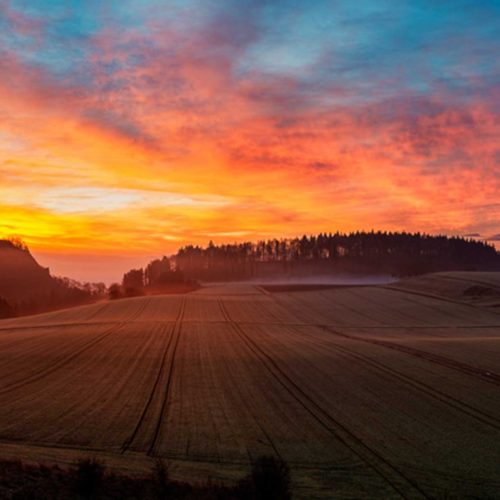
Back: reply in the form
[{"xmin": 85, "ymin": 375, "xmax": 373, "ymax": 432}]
[
  {"xmin": 0, "ymin": 239, "xmax": 102, "ymax": 318},
  {"xmin": 0, "ymin": 239, "xmax": 55, "ymax": 303}
]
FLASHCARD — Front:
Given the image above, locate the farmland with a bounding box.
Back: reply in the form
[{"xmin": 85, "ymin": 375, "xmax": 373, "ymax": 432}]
[{"xmin": 0, "ymin": 273, "xmax": 500, "ymax": 498}]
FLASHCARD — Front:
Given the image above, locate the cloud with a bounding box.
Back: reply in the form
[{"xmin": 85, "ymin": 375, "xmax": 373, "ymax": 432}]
[{"xmin": 0, "ymin": 0, "xmax": 499, "ymax": 281}]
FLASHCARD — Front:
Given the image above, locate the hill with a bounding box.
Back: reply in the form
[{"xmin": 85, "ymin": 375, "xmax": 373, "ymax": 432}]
[
  {"xmin": 391, "ymin": 271, "xmax": 500, "ymax": 309},
  {"xmin": 0, "ymin": 239, "xmax": 103, "ymax": 317},
  {"xmin": 0, "ymin": 240, "xmax": 55, "ymax": 303}
]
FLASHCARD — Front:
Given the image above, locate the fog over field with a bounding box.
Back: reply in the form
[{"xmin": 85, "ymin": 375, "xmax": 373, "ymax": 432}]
[{"xmin": 224, "ymin": 274, "xmax": 397, "ymax": 286}]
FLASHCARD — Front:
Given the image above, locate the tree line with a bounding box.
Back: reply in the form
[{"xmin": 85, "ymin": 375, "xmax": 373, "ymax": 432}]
[
  {"xmin": 0, "ymin": 278, "xmax": 106, "ymax": 319},
  {"xmin": 171, "ymin": 231, "xmax": 499, "ymax": 281}
]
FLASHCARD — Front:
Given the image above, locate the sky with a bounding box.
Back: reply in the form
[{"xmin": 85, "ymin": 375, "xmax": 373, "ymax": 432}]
[{"xmin": 0, "ymin": 0, "xmax": 499, "ymax": 283}]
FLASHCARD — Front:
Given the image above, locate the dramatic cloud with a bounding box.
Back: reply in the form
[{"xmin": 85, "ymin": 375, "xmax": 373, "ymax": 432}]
[{"xmin": 0, "ymin": 0, "xmax": 499, "ymax": 280}]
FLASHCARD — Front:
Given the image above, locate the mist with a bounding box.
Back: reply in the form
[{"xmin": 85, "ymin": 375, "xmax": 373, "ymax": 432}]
[
  {"xmin": 255, "ymin": 274, "xmax": 397, "ymax": 286},
  {"xmin": 202, "ymin": 274, "xmax": 397, "ymax": 287}
]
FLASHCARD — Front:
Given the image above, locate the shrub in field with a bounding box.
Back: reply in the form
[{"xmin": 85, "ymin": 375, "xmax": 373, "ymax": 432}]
[
  {"xmin": 241, "ymin": 455, "xmax": 291, "ymax": 500},
  {"xmin": 73, "ymin": 458, "xmax": 105, "ymax": 499},
  {"xmin": 152, "ymin": 459, "xmax": 171, "ymax": 498}
]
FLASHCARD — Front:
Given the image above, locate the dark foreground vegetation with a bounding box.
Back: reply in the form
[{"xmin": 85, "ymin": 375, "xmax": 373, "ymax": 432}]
[
  {"xmin": 0, "ymin": 456, "xmax": 291, "ymax": 500},
  {"xmin": 174, "ymin": 231, "xmax": 500, "ymax": 281}
]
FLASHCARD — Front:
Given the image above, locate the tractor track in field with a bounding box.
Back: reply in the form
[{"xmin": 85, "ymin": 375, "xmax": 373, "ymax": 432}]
[
  {"xmin": 121, "ymin": 296, "xmax": 186, "ymax": 455},
  {"xmin": 384, "ymin": 286, "xmax": 500, "ymax": 316},
  {"xmin": 216, "ymin": 301, "xmax": 283, "ymax": 463},
  {"xmin": 296, "ymin": 328, "xmax": 500, "ymax": 432},
  {"xmin": 81, "ymin": 302, "xmax": 111, "ymax": 322},
  {"xmin": 119, "ymin": 323, "xmax": 174, "ymax": 454},
  {"xmin": 218, "ymin": 299, "xmax": 430, "ymax": 499},
  {"xmin": 286, "ymin": 289, "xmax": 388, "ymax": 327},
  {"xmin": 0, "ymin": 299, "xmax": 152, "ymax": 398},
  {"xmin": 0, "ymin": 322, "xmax": 126, "ymax": 397},
  {"xmin": 0, "ymin": 298, "xmax": 152, "ymax": 333},
  {"xmin": 324, "ymin": 327, "xmax": 500, "ymax": 387},
  {"xmin": 342, "ymin": 288, "xmax": 434, "ymax": 326},
  {"xmin": 0, "ymin": 307, "xmax": 110, "ymax": 333},
  {"xmin": 148, "ymin": 296, "xmax": 186, "ymax": 456},
  {"xmin": 436, "ymin": 274, "xmax": 500, "ymax": 291},
  {"xmin": 240, "ymin": 291, "xmax": 500, "ymax": 432},
  {"xmin": 392, "ymin": 293, "xmax": 480, "ymax": 322},
  {"xmin": 270, "ymin": 291, "xmax": 500, "ymax": 385},
  {"xmin": 319, "ymin": 288, "xmax": 467, "ymax": 326}
]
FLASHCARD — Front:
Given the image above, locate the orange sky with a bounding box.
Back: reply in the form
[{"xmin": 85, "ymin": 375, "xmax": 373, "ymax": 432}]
[{"xmin": 1, "ymin": 1, "xmax": 499, "ymax": 282}]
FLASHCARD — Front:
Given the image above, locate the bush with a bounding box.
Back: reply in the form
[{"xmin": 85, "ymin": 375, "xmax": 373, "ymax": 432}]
[
  {"xmin": 152, "ymin": 459, "xmax": 171, "ymax": 499},
  {"xmin": 0, "ymin": 455, "xmax": 293, "ymax": 499},
  {"xmin": 73, "ymin": 458, "xmax": 105, "ymax": 499},
  {"xmin": 248, "ymin": 456, "xmax": 291, "ymax": 500}
]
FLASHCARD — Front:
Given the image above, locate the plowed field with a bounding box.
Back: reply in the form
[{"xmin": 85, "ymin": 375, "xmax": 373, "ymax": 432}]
[{"xmin": 1, "ymin": 273, "xmax": 500, "ymax": 498}]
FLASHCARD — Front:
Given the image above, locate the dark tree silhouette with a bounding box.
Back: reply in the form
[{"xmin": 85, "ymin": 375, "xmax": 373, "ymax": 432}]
[
  {"xmin": 122, "ymin": 269, "xmax": 144, "ymax": 290},
  {"xmin": 119, "ymin": 256, "xmax": 197, "ymax": 297},
  {"xmin": 108, "ymin": 283, "xmax": 122, "ymax": 300},
  {"xmin": 173, "ymin": 231, "xmax": 500, "ymax": 281},
  {"xmin": 145, "ymin": 257, "xmax": 171, "ymax": 287}
]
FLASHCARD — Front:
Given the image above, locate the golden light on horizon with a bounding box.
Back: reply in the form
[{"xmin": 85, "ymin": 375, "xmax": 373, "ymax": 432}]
[{"xmin": 1, "ymin": 2, "xmax": 499, "ymax": 281}]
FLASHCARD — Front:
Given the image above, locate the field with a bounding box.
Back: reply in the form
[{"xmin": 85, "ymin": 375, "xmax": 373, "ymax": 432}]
[{"xmin": 1, "ymin": 273, "xmax": 500, "ymax": 498}]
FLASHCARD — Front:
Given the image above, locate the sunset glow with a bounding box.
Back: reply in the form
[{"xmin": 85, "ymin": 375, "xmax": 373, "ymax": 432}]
[{"xmin": 1, "ymin": 1, "xmax": 499, "ymax": 281}]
